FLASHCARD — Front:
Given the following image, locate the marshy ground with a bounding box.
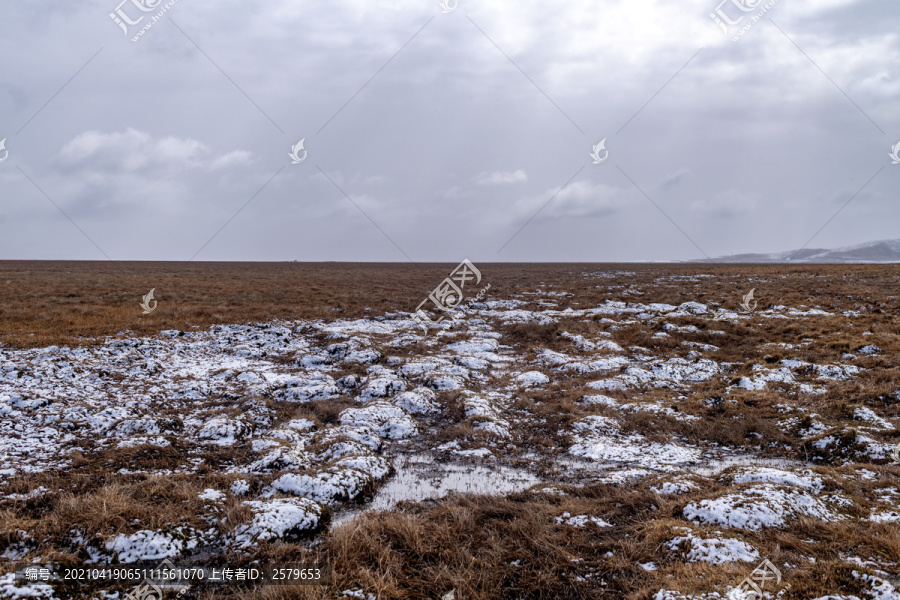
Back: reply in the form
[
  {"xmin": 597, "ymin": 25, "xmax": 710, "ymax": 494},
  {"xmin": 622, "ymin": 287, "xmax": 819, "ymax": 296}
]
[{"xmin": 0, "ymin": 261, "xmax": 898, "ymax": 599}]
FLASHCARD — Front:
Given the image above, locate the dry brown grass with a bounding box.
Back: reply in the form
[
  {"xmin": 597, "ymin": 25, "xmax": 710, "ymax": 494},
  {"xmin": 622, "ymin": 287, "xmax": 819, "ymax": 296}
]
[
  {"xmin": 2, "ymin": 261, "xmax": 897, "ymax": 351},
  {"xmin": 1, "ymin": 261, "xmax": 899, "ymax": 598}
]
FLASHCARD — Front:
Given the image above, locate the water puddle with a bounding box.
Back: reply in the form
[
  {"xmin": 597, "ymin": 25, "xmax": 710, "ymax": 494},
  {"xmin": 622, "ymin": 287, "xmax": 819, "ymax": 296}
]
[
  {"xmin": 688, "ymin": 455, "xmax": 808, "ymax": 476},
  {"xmin": 331, "ymin": 454, "xmax": 542, "ymax": 527},
  {"xmin": 527, "ymin": 451, "xmax": 809, "ymax": 481},
  {"xmin": 331, "ymin": 452, "xmax": 810, "ymax": 528}
]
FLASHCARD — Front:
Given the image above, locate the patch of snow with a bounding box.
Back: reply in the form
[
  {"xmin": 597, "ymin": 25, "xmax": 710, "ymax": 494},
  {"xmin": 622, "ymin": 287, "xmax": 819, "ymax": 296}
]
[
  {"xmin": 514, "ymin": 371, "xmax": 550, "ymax": 386},
  {"xmin": 729, "ymin": 467, "xmax": 824, "ymax": 493},
  {"xmin": 105, "ymin": 530, "xmax": 183, "ymax": 562},
  {"xmin": 554, "ymin": 512, "xmax": 612, "ymax": 528},
  {"xmin": 272, "ymin": 468, "xmax": 371, "ymax": 505},
  {"xmin": 666, "ymin": 528, "xmax": 759, "ymax": 564},
  {"xmin": 230, "ymin": 480, "xmax": 250, "ymax": 495},
  {"xmin": 683, "ymin": 484, "xmax": 841, "ymax": 531},
  {"xmin": 232, "ymin": 498, "xmax": 325, "ymax": 548},
  {"xmin": 392, "ymin": 388, "xmax": 440, "ymax": 415},
  {"xmin": 339, "ymin": 403, "xmax": 418, "ymax": 440},
  {"xmin": 651, "ymin": 480, "xmax": 698, "ymax": 495},
  {"xmin": 198, "ymin": 488, "xmax": 226, "ymax": 502}
]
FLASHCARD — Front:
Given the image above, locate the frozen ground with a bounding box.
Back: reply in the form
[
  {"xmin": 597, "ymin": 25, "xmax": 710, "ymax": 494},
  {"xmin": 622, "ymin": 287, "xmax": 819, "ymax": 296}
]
[{"xmin": 1, "ymin": 283, "xmax": 898, "ymax": 599}]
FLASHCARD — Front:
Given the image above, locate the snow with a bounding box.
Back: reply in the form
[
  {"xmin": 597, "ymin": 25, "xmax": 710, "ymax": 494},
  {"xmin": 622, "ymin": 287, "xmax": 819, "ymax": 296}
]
[
  {"xmin": 357, "ymin": 376, "xmax": 406, "ymax": 402},
  {"xmin": 683, "ymin": 483, "xmax": 841, "ymax": 531},
  {"xmin": 277, "ymin": 374, "xmax": 340, "ymax": 402},
  {"xmin": 853, "ymin": 406, "xmax": 895, "ymax": 430},
  {"xmin": 569, "ymin": 415, "xmax": 702, "ymax": 471},
  {"xmin": 198, "ymin": 488, "xmax": 226, "ymax": 501},
  {"xmin": 341, "ymin": 589, "xmax": 378, "ymax": 600},
  {"xmin": 197, "ymin": 415, "xmax": 251, "ymax": 446},
  {"xmin": 651, "ymin": 480, "xmax": 698, "ymax": 495},
  {"xmin": 232, "ymin": 498, "xmax": 325, "ymax": 548},
  {"xmin": 248, "ymin": 446, "xmax": 313, "ymax": 473},
  {"xmin": 554, "ymin": 512, "xmax": 612, "ymax": 528},
  {"xmin": 653, "ymin": 590, "xmax": 725, "ymax": 600},
  {"xmin": 580, "ymin": 394, "xmax": 620, "ymax": 406},
  {"xmin": 392, "ymin": 388, "xmax": 440, "ymax": 415},
  {"xmin": 728, "ymin": 467, "xmax": 824, "ymax": 493},
  {"xmin": 869, "ymin": 510, "xmax": 900, "ymax": 523},
  {"xmin": 105, "ymin": 530, "xmax": 183, "ymax": 562},
  {"xmin": 284, "ymin": 418, "xmax": 316, "ymax": 432},
  {"xmin": 339, "ymin": 403, "xmax": 419, "ymax": 439},
  {"xmin": 0, "ymin": 284, "xmax": 887, "ymax": 583},
  {"xmin": 332, "ymin": 456, "xmax": 393, "ymax": 482},
  {"xmin": 514, "ymin": 371, "xmax": 550, "ymax": 386},
  {"xmin": 0, "ymin": 573, "xmax": 56, "ymax": 599},
  {"xmin": 852, "ymin": 571, "xmax": 900, "ymax": 600},
  {"xmin": 446, "ymin": 338, "xmax": 500, "ymax": 353},
  {"xmin": 230, "ymin": 480, "xmax": 250, "ymax": 495},
  {"xmin": 665, "ymin": 528, "xmax": 759, "ymax": 564},
  {"xmin": 271, "ymin": 468, "xmax": 372, "ymax": 504}
]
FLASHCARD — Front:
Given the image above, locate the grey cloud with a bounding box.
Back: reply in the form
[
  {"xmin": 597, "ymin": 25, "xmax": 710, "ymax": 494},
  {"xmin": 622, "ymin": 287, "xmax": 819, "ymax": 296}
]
[{"xmin": 0, "ymin": 0, "xmax": 897, "ymax": 261}]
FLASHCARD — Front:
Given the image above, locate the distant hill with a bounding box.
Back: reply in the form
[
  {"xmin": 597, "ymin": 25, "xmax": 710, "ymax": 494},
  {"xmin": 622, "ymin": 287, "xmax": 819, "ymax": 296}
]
[{"xmin": 702, "ymin": 239, "xmax": 900, "ymax": 263}]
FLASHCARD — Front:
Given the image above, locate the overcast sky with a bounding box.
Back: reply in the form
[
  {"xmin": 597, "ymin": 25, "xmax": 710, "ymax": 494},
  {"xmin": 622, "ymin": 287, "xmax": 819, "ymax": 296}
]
[{"xmin": 0, "ymin": 0, "xmax": 897, "ymax": 262}]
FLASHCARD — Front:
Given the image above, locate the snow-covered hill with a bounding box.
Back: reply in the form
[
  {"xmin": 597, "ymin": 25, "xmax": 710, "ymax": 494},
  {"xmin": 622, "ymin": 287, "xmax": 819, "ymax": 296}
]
[{"xmin": 704, "ymin": 239, "xmax": 900, "ymax": 263}]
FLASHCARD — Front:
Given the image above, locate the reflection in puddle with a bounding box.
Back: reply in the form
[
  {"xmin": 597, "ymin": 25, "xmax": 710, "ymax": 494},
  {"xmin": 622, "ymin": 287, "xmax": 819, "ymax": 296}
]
[
  {"xmin": 531, "ymin": 452, "xmax": 808, "ymax": 481},
  {"xmin": 331, "ymin": 452, "xmax": 810, "ymax": 528},
  {"xmin": 331, "ymin": 454, "xmax": 542, "ymax": 527},
  {"xmin": 688, "ymin": 455, "xmax": 806, "ymax": 476}
]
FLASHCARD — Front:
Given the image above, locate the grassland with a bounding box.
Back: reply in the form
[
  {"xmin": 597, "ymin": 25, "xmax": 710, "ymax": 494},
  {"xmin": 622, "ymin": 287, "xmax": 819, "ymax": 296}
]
[{"xmin": 0, "ymin": 261, "xmax": 898, "ymax": 600}]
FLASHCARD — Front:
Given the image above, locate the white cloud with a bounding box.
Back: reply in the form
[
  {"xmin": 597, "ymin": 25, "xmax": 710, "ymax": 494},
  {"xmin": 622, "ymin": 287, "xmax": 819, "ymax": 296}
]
[
  {"xmin": 42, "ymin": 129, "xmax": 256, "ymax": 217},
  {"xmin": 57, "ymin": 128, "xmax": 248, "ymax": 173},
  {"xmin": 473, "ymin": 170, "xmax": 528, "ymax": 185},
  {"xmin": 209, "ymin": 150, "xmax": 255, "ymax": 170}
]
